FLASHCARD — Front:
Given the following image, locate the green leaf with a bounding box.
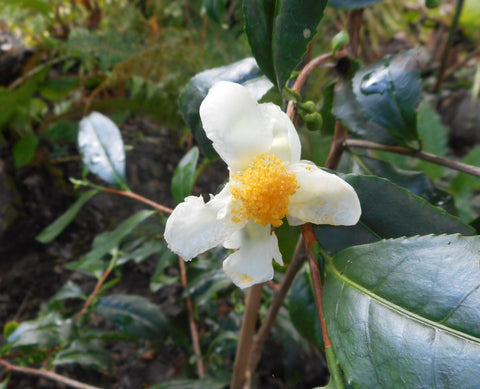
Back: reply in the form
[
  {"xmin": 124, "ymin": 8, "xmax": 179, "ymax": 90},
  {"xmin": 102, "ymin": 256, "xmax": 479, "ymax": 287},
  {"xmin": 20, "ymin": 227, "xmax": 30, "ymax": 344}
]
[
  {"xmin": 96, "ymin": 294, "xmax": 167, "ymax": 340},
  {"xmin": 352, "ymin": 50, "xmax": 421, "ymax": 144},
  {"xmin": 78, "ymin": 111, "xmax": 127, "ymax": 186},
  {"xmin": 244, "ymin": 0, "xmax": 328, "ymax": 89},
  {"xmin": 6, "ymin": 314, "xmax": 71, "ymax": 348},
  {"xmin": 3, "ymin": 0, "xmax": 52, "ymax": 14},
  {"xmin": 54, "ymin": 340, "xmax": 113, "ymax": 372},
  {"xmin": 36, "ymin": 190, "xmax": 99, "ymax": 243},
  {"xmin": 288, "ymin": 268, "xmax": 323, "ymax": 347},
  {"xmin": 39, "ymin": 77, "xmax": 79, "ymax": 101},
  {"xmin": 323, "ymin": 235, "xmax": 480, "ymax": 388},
  {"xmin": 3, "ymin": 321, "xmax": 18, "ymax": 339},
  {"xmin": 179, "ymin": 57, "xmax": 272, "ymax": 158},
  {"xmin": 351, "ymin": 155, "xmax": 456, "ymax": 214},
  {"xmin": 333, "ymin": 77, "xmax": 396, "ymax": 145},
  {"xmin": 13, "ymin": 134, "xmax": 39, "ymax": 168},
  {"xmin": 150, "ymin": 248, "xmax": 178, "ymax": 292},
  {"xmin": 328, "ymin": 0, "xmax": 384, "ymax": 9},
  {"xmin": 314, "ymin": 174, "xmax": 474, "ymax": 255},
  {"xmin": 171, "ymin": 147, "xmax": 199, "ymax": 203},
  {"xmin": 49, "ymin": 280, "xmax": 86, "ymax": 302},
  {"xmin": 66, "ymin": 210, "xmax": 155, "ymax": 277},
  {"xmin": 416, "ymin": 101, "xmax": 449, "ymax": 179},
  {"xmin": 331, "ymin": 30, "xmax": 349, "ymax": 54}
]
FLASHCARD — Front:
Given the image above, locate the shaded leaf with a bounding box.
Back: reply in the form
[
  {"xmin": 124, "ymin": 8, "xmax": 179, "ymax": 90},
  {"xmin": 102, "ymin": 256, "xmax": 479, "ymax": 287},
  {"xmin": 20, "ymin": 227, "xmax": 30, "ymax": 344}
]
[
  {"xmin": 179, "ymin": 57, "xmax": 272, "ymax": 158},
  {"xmin": 13, "ymin": 134, "xmax": 38, "ymax": 168},
  {"xmin": 244, "ymin": 0, "xmax": 328, "ymax": 89},
  {"xmin": 36, "ymin": 190, "xmax": 99, "ymax": 243},
  {"xmin": 314, "ymin": 174, "xmax": 474, "ymax": 255},
  {"xmin": 50, "ymin": 280, "xmax": 86, "ymax": 302},
  {"xmin": 288, "ymin": 268, "xmax": 323, "ymax": 347},
  {"xmin": 352, "ymin": 50, "xmax": 421, "ymax": 144},
  {"xmin": 150, "ymin": 248, "xmax": 177, "ymax": 292},
  {"xmin": 54, "ymin": 340, "xmax": 113, "ymax": 372},
  {"xmin": 78, "ymin": 111, "xmax": 126, "ymax": 185},
  {"xmin": 171, "ymin": 147, "xmax": 199, "ymax": 203},
  {"xmin": 66, "ymin": 210, "xmax": 155, "ymax": 277},
  {"xmin": 96, "ymin": 294, "xmax": 167, "ymax": 340},
  {"xmin": 324, "ymin": 235, "xmax": 480, "ymax": 388}
]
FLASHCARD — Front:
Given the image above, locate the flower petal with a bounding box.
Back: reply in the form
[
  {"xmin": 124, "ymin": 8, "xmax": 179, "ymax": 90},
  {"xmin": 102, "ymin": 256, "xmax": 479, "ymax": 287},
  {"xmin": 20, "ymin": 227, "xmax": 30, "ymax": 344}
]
[
  {"xmin": 262, "ymin": 104, "xmax": 301, "ymax": 163},
  {"xmin": 164, "ymin": 186, "xmax": 241, "ymax": 261},
  {"xmin": 223, "ymin": 222, "xmax": 282, "ymax": 289},
  {"xmin": 199, "ymin": 81, "xmax": 273, "ymax": 171},
  {"xmin": 287, "ymin": 162, "xmax": 361, "ymax": 226}
]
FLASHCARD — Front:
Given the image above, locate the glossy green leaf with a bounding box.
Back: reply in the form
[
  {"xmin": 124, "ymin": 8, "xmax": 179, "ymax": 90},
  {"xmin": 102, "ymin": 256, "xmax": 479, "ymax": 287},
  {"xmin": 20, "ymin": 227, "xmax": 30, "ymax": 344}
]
[
  {"xmin": 323, "ymin": 235, "xmax": 480, "ymax": 388},
  {"xmin": 352, "ymin": 50, "xmax": 421, "ymax": 144},
  {"xmin": 351, "ymin": 155, "xmax": 456, "ymax": 214},
  {"xmin": 288, "ymin": 268, "xmax": 323, "ymax": 347},
  {"xmin": 78, "ymin": 111, "xmax": 127, "ymax": 185},
  {"xmin": 314, "ymin": 174, "xmax": 474, "ymax": 255},
  {"xmin": 50, "ymin": 280, "xmax": 86, "ymax": 302},
  {"xmin": 96, "ymin": 294, "xmax": 167, "ymax": 340},
  {"xmin": 171, "ymin": 147, "xmax": 199, "ymax": 203},
  {"xmin": 36, "ymin": 190, "xmax": 99, "ymax": 243},
  {"xmin": 328, "ymin": 0, "xmax": 384, "ymax": 9},
  {"xmin": 54, "ymin": 340, "xmax": 113, "ymax": 372},
  {"xmin": 66, "ymin": 210, "xmax": 155, "ymax": 277},
  {"xmin": 244, "ymin": 0, "xmax": 328, "ymax": 89},
  {"xmin": 333, "ymin": 78, "xmax": 396, "ymax": 145},
  {"xmin": 13, "ymin": 134, "xmax": 39, "ymax": 168},
  {"xmin": 179, "ymin": 57, "xmax": 273, "ymax": 158}
]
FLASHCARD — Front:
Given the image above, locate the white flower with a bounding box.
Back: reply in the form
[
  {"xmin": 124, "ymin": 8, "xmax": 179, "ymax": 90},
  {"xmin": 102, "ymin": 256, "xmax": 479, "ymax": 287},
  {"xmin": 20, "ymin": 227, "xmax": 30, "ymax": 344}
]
[{"xmin": 165, "ymin": 81, "xmax": 361, "ymax": 288}]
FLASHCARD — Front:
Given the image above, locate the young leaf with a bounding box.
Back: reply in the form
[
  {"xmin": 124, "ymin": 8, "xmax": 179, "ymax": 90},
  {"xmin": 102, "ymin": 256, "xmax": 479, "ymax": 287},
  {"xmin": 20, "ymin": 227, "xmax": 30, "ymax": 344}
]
[
  {"xmin": 323, "ymin": 235, "xmax": 480, "ymax": 388},
  {"xmin": 96, "ymin": 294, "xmax": 167, "ymax": 340},
  {"xmin": 54, "ymin": 340, "xmax": 113, "ymax": 372},
  {"xmin": 171, "ymin": 147, "xmax": 199, "ymax": 203},
  {"xmin": 352, "ymin": 50, "xmax": 421, "ymax": 144},
  {"xmin": 314, "ymin": 174, "xmax": 474, "ymax": 255},
  {"xmin": 244, "ymin": 0, "xmax": 328, "ymax": 89},
  {"xmin": 13, "ymin": 134, "xmax": 39, "ymax": 168},
  {"xmin": 78, "ymin": 112, "xmax": 127, "ymax": 185},
  {"xmin": 66, "ymin": 210, "xmax": 155, "ymax": 277},
  {"xmin": 179, "ymin": 57, "xmax": 273, "ymax": 158},
  {"xmin": 36, "ymin": 190, "xmax": 99, "ymax": 243}
]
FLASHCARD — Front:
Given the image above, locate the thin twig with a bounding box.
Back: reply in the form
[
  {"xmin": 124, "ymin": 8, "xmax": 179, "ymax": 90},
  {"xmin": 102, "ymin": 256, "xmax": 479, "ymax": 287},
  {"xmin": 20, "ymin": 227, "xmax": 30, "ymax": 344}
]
[
  {"xmin": 344, "ymin": 139, "xmax": 480, "ymax": 178},
  {"xmin": 178, "ymin": 257, "xmax": 205, "ymax": 378},
  {"xmin": 286, "ymin": 53, "xmax": 333, "ymax": 120},
  {"xmin": 102, "ymin": 188, "xmax": 173, "ymax": 214},
  {"xmin": 231, "ymin": 284, "xmax": 263, "ymax": 389},
  {"xmin": 325, "ymin": 121, "xmax": 349, "ymax": 170},
  {"xmin": 433, "ymin": 0, "xmax": 465, "ymax": 93},
  {"xmin": 246, "ymin": 236, "xmax": 305, "ymax": 384},
  {"xmin": 0, "ymin": 359, "xmax": 102, "ymax": 389}
]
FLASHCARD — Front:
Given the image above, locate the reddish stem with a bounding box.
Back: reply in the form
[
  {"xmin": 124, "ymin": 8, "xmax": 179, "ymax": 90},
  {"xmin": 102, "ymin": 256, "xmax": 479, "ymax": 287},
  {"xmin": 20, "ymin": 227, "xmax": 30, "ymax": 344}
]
[{"xmin": 103, "ymin": 188, "xmax": 173, "ymax": 214}]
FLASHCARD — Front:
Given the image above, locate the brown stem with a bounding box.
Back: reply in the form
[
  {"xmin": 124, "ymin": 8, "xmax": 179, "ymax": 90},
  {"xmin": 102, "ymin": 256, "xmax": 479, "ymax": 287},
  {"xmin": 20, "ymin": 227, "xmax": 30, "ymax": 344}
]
[
  {"xmin": 0, "ymin": 359, "xmax": 102, "ymax": 389},
  {"xmin": 286, "ymin": 53, "xmax": 333, "ymax": 120},
  {"xmin": 102, "ymin": 188, "xmax": 173, "ymax": 214},
  {"xmin": 325, "ymin": 121, "xmax": 349, "ymax": 170},
  {"xmin": 302, "ymin": 224, "xmax": 331, "ymax": 348},
  {"xmin": 246, "ymin": 236, "xmax": 305, "ymax": 383},
  {"xmin": 347, "ymin": 9, "xmax": 364, "ymax": 57},
  {"xmin": 230, "ymin": 284, "xmax": 263, "ymax": 389},
  {"xmin": 178, "ymin": 257, "xmax": 205, "ymax": 378},
  {"xmin": 344, "ymin": 139, "xmax": 480, "ymax": 178},
  {"xmin": 74, "ymin": 265, "xmax": 114, "ymax": 321}
]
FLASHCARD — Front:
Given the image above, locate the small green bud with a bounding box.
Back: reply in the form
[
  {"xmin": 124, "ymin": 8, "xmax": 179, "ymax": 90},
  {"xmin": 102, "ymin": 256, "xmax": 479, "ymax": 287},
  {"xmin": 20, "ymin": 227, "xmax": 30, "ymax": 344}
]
[
  {"xmin": 304, "ymin": 112, "xmax": 323, "ymax": 131},
  {"xmin": 282, "ymin": 86, "xmax": 302, "ymax": 103},
  {"xmin": 331, "ymin": 30, "xmax": 350, "ymax": 54},
  {"xmin": 299, "ymin": 101, "xmax": 317, "ymax": 114}
]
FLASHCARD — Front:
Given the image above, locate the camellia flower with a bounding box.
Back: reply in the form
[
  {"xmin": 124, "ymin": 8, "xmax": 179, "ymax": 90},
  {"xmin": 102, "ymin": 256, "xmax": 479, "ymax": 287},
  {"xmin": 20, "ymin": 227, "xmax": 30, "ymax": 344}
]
[{"xmin": 165, "ymin": 81, "xmax": 361, "ymax": 288}]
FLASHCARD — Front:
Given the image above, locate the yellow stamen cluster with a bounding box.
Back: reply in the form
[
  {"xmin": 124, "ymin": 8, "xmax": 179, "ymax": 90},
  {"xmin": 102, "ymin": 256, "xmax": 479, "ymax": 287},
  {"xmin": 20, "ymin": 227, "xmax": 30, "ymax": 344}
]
[{"xmin": 230, "ymin": 153, "xmax": 298, "ymax": 227}]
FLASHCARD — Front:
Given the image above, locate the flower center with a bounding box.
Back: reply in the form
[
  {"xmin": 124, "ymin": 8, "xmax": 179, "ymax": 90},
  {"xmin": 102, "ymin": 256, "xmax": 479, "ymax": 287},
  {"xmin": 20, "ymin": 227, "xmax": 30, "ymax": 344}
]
[{"xmin": 230, "ymin": 153, "xmax": 298, "ymax": 227}]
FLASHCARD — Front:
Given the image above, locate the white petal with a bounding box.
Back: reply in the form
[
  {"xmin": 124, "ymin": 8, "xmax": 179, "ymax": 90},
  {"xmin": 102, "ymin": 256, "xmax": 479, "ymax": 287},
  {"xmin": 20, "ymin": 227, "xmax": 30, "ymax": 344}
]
[
  {"xmin": 262, "ymin": 104, "xmax": 301, "ymax": 163},
  {"xmin": 223, "ymin": 222, "xmax": 283, "ymax": 289},
  {"xmin": 164, "ymin": 186, "xmax": 241, "ymax": 261},
  {"xmin": 287, "ymin": 162, "xmax": 361, "ymax": 226},
  {"xmin": 199, "ymin": 81, "xmax": 273, "ymax": 171}
]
